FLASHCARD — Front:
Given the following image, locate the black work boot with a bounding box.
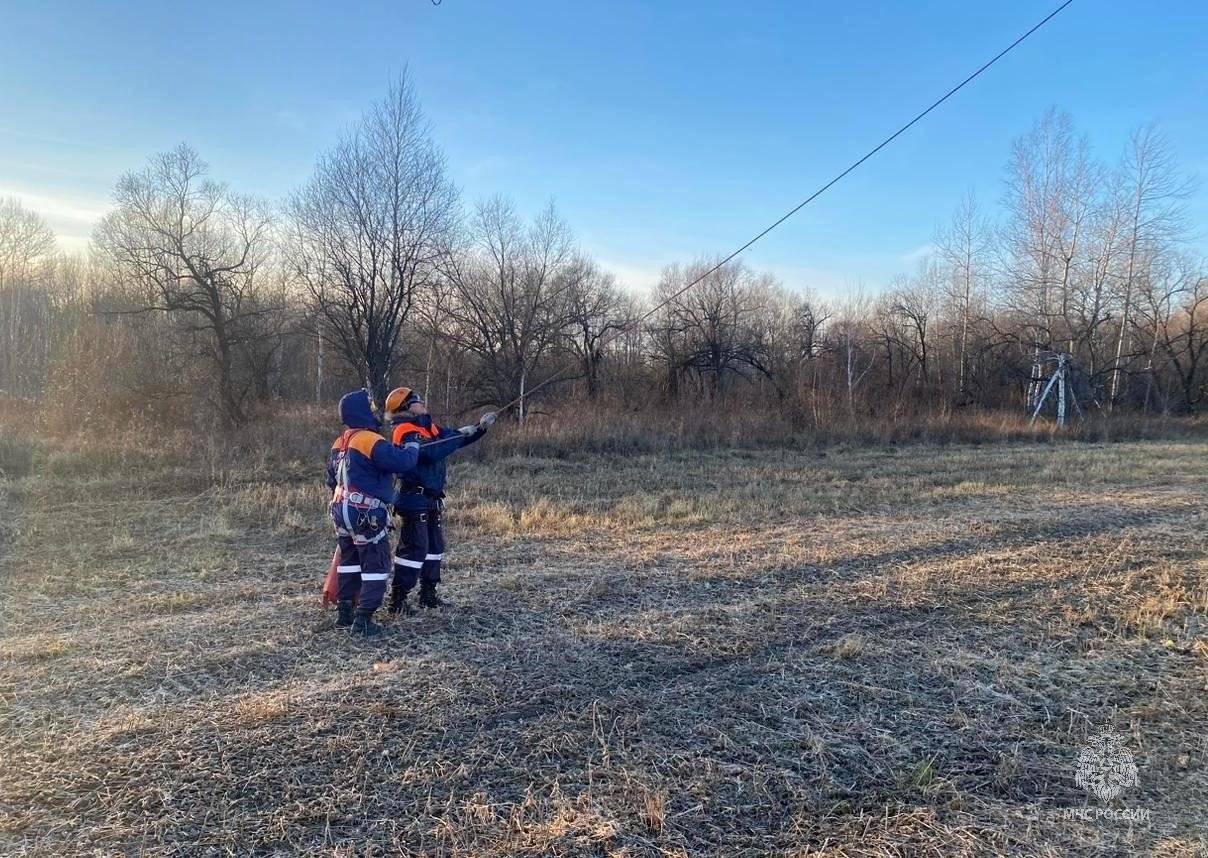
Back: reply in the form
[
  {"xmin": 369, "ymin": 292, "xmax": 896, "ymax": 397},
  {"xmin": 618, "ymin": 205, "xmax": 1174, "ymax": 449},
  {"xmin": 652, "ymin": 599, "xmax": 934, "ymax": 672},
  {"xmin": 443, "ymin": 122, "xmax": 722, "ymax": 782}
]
[
  {"xmin": 418, "ymin": 582, "xmax": 448, "ymax": 609},
  {"xmin": 388, "ymin": 588, "xmax": 417, "ymax": 617},
  {"xmin": 335, "ymin": 601, "xmax": 354, "ymax": 629},
  {"xmin": 351, "ymin": 611, "xmax": 384, "ymax": 637}
]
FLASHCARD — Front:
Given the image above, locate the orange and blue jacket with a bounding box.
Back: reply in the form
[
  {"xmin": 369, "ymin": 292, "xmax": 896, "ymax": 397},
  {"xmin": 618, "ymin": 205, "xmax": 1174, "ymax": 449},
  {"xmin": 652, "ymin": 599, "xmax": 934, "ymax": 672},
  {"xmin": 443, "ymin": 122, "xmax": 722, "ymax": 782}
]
[
  {"xmin": 390, "ymin": 413, "xmax": 484, "ymax": 510},
  {"xmin": 325, "ymin": 390, "xmax": 419, "ymax": 506}
]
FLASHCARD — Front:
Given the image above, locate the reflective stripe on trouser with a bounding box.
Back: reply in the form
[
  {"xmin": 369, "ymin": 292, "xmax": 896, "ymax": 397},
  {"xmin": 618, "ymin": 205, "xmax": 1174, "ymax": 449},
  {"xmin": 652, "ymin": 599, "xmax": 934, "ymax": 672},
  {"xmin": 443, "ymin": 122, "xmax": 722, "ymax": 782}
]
[
  {"xmin": 336, "ymin": 535, "xmax": 391, "ymax": 613},
  {"xmin": 422, "ymin": 504, "xmax": 445, "ymax": 585},
  {"xmin": 392, "ymin": 510, "xmax": 428, "ymax": 594}
]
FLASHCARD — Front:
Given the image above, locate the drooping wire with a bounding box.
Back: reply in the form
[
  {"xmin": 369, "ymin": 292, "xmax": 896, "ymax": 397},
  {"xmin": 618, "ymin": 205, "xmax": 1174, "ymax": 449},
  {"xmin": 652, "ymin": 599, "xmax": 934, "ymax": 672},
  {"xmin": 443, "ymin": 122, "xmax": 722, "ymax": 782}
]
[{"xmin": 425, "ymin": 0, "xmax": 1076, "ymax": 443}]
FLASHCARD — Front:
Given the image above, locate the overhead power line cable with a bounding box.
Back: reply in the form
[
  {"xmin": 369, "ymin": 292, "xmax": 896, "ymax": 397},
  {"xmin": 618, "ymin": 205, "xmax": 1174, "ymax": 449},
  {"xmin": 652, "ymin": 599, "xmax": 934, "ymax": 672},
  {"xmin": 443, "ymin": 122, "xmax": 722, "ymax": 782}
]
[{"xmin": 425, "ymin": 0, "xmax": 1075, "ymax": 440}]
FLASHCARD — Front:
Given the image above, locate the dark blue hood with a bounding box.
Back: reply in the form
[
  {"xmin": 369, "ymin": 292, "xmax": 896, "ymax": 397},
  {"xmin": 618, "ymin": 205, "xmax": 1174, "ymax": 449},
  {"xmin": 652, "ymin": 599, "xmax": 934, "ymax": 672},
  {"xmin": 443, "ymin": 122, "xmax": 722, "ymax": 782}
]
[{"xmin": 339, "ymin": 389, "xmax": 381, "ymax": 431}]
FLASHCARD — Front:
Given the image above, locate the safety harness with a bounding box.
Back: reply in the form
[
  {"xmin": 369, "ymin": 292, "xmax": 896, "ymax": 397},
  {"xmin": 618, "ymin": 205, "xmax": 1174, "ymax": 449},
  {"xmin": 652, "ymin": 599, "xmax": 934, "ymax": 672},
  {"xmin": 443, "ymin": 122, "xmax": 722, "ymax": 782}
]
[{"xmin": 332, "ymin": 429, "xmax": 389, "ymax": 546}]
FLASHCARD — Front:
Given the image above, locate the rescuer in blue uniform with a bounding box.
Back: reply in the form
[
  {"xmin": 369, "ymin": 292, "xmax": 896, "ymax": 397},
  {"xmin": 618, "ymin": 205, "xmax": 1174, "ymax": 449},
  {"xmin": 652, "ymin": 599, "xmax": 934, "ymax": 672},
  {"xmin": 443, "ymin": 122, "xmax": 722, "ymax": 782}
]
[
  {"xmin": 383, "ymin": 386, "xmax": 496, "ymax": 614},
  {"xmin": 326, "ymin": 389, "xmax": 421, "ymax": 636}
]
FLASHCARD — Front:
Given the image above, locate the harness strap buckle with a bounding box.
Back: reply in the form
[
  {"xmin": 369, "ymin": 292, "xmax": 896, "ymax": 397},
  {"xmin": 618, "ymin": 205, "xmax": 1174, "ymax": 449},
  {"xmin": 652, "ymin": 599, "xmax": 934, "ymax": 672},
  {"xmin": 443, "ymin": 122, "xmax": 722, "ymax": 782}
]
[{"xmin": 335, "ymin": 488, "xmax": 384, "ymax": 509}]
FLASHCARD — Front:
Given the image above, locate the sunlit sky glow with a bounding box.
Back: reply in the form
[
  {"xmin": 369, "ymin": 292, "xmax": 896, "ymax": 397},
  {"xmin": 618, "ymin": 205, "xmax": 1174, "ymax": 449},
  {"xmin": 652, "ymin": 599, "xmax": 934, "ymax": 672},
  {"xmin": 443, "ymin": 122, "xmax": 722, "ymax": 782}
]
[{"xmin": 2, "ymin": 0, "xmax": 1205, "ymax": 297}]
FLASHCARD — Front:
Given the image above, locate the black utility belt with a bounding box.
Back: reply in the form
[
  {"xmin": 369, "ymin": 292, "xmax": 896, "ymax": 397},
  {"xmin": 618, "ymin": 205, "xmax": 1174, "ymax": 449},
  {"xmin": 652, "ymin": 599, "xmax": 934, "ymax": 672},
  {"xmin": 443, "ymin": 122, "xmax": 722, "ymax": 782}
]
[{"xmin": 400, "ymin": 486, "xmax": 444, "ymax": 498}]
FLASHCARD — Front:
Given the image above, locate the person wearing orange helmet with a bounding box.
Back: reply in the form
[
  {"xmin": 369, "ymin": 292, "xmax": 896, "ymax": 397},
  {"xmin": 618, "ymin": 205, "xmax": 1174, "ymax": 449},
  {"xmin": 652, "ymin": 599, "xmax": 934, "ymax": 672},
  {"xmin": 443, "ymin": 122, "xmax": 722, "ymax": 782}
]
[
  {"xmin": 383, "ymin": 386, "xmax": 496, "ymax": 614},
  {"xmin": 325, "ymin": 389, "xmax": 421, "ymax": 636}
]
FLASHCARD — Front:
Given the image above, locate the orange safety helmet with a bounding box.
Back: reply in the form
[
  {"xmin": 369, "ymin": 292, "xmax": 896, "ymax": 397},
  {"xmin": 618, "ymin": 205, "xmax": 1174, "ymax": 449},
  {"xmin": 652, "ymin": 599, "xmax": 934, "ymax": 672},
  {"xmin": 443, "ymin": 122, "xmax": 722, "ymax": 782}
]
[{"xmin": 384, "ymin": 386, "xmax": 423, "ymax": 415}]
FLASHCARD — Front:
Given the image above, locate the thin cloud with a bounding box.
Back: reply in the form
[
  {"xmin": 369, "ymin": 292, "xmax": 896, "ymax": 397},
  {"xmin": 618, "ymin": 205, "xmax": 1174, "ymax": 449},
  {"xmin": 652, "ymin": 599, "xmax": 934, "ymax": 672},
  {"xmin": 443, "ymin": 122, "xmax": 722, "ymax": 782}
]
[
  {"xmin": 0, "ymin": 186, "xmax": 109, "ymax": 225},
  {"xmin": 0, "ymin": 186, "xmax": 110, "ymax": 249},
  {"xmin": 900, "ymin": 242, "xmax": 936, "ymax": 263}
]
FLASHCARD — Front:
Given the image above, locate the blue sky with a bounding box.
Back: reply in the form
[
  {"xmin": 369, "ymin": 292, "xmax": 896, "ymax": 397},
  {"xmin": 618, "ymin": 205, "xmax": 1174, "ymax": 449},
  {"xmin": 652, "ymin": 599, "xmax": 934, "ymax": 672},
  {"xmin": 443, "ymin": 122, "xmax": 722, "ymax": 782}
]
[{"xmin": 2, "ymin": 0, "xmax": 1205, "ymax": 296}]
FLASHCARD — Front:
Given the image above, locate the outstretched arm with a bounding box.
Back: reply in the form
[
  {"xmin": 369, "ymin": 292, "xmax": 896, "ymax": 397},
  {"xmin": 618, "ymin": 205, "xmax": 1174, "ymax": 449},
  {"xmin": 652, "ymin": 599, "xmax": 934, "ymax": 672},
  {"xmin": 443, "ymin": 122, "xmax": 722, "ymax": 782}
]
[
  {"xmin": 458, "ymin": 411, "xmax": 497, "ymax": 448},
  {"xmin": 423, "ymin": 412, "xmax": 496, "ymax": 460},
  {"xmin": 454, "ymin": 425, "xmax": 486, "ymax": 448},
  {"xmin": 371, "ymin": 436, "xmax": 420, "ymax": 474}
]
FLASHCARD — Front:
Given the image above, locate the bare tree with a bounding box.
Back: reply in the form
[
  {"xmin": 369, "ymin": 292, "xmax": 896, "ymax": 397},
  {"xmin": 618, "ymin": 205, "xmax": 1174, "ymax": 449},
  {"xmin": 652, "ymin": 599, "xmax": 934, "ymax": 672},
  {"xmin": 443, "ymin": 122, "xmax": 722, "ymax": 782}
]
[
  {"xmin": 93, "ymin": 145, "xmax": 275, "ymax": 425},
  {"xmin": 0, "ymin": 198, "xmax": 57, "ymax": 396},
  {"xmin": 832, "ymin": 291, "xmax": 876, "ymax": 418},
  {"xmin": 443, "ymin": 198, "xmax": 575, "ymax": 421},
  {"xmin": 1070, "ymin": 174, "xmax": 1127, "ymax": 391},
  {"xmin": 563, "ymin": 257, "xmax": 633, "ymax": 400},
  {"xmin": 0, "ymin": 197, "xmax": 56, "ymax": 289},
  {"xmin": 407, "ymin": 272, "xmax": 459, "ymax": 407},
  {"xmin": 775, "ymin": 292, "xmax": 831, "ymax": 413},
  {"xmin": 1107, "ymin": 124, "xmax": 1194, "ymax": 408},
  {"xmin": 652, "ymin": 259, "xmax": 777, "ymax": 399},
  {"xmin": 936, "ymin": 192, "xmax": 990, "ymax": 399},
  {"xmin": 287, "ymin": 74, "xmax": 459, "ymax": 403},
  {"xmin": 1000, "ymin": 109, "xmax": 1097, "ymax": 408},
  {"xmin": 882, "ymin": 266, "xmax": 940, "ymax": 407},
  {"xmin": 1135, "ymin": 256, "xmax": 1208, "ymax": 413}
]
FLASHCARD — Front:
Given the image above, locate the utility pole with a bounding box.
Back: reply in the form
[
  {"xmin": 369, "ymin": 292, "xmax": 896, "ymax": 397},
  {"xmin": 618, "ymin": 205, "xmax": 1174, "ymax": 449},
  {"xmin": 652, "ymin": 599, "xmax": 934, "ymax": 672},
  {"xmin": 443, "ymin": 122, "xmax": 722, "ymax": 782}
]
[{"xmin": 1030, "ymin": 352, "xmax": 1082, "ymax": 427}]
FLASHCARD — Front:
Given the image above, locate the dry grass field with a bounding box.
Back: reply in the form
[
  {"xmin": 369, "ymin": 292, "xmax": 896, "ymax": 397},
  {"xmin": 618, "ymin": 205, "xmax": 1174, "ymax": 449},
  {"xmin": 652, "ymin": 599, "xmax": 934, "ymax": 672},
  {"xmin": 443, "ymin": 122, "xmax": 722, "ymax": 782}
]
[{"xmin": 1, "ymin": 436, "xmax": 1206, "ymax": 856}]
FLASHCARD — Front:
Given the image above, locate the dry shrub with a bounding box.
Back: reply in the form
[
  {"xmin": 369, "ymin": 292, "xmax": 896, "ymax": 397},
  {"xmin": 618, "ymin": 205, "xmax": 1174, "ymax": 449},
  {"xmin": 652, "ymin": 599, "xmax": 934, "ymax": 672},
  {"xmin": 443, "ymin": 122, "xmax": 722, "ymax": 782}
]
[
  {"xmin": 8, "ymin": 389, "xmax": 1208, "ymax": 484},
  {"xmin": 517, "ymin": 497, "xmax": 592, "ymax": 534},
  {"xmin": 1, "ymin": 636, "xmax": 72, "ymax": 662},
  {"xmin": 460, "ymin": 501, "xmax": 517, "ymax": 536},
  {"xmin": 232, "ymin": 692, "xmax": 291, "ymax": 725},
  {"xmin": 0, "ymin": 399, "xmax": 35, "ymax": 477},
  {"xmin": 1118, "ymin": 563, "xmax": 1208, "ymax": 639},
  {"xmin": 39, "ymin": 315, "xmax": 198, "ymax": 434},
  {"xmin": 473, "ymin": 400, "xmax": 1208, "ymax": 459},
  {"xmin": 638, "ymin": 787, "xmax": 667, "ymax": 835}
]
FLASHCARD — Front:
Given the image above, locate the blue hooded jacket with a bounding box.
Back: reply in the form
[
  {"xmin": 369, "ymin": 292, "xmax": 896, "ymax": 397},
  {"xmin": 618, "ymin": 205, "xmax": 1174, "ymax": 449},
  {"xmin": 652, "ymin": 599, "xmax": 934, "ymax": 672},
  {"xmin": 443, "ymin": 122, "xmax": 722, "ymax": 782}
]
[
  {"xmin": 390, "ymin": 412, "xmax": 484, "ymax": 511},
  {"xmin": 325, "ymin": 390, "xmax": 420, "ymax": 505}
]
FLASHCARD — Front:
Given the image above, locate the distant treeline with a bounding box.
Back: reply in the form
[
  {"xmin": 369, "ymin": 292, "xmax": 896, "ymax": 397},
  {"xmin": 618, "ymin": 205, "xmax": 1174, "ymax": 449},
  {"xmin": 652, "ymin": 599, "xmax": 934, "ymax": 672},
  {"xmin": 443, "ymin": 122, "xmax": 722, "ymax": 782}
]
[{"xmin": 1, "ymin": 76, "xmax": 1204, "ymax": 432}]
